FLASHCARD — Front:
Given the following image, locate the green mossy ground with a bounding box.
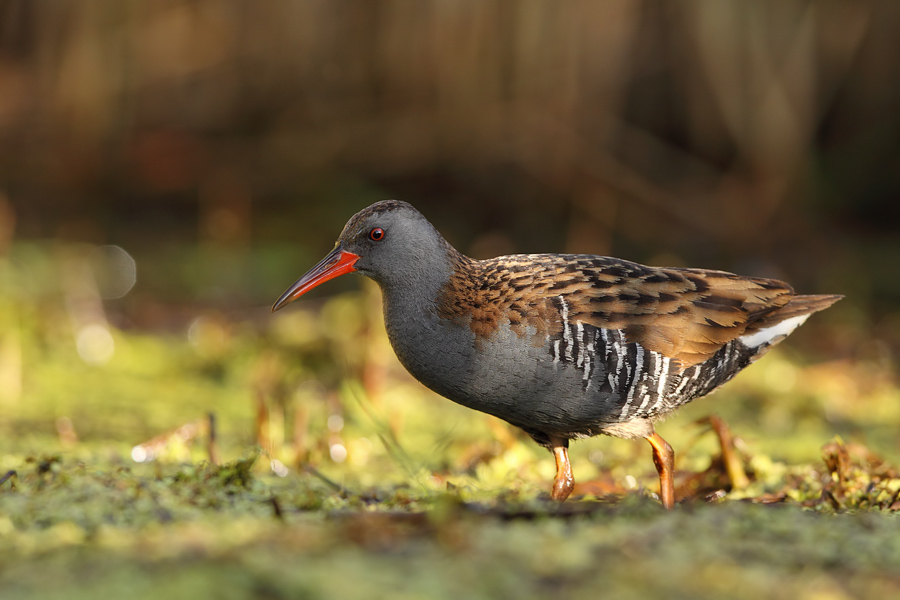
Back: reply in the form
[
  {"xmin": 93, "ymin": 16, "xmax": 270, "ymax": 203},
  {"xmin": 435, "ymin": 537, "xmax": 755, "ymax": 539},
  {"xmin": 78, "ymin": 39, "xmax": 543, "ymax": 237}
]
[{"xmin": 1, "ymin": 248, "xmax": 899, "ymax": 599}]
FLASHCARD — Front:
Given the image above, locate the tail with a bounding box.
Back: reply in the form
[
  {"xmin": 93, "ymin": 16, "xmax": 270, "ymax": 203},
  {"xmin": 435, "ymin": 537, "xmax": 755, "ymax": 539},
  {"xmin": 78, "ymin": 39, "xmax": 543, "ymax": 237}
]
[
  {"xmin": 750, "ymin": 294, "xmax": 843, "ymax": 329},
  {"xmin": 739, "ymin": 294, "xmax": 842, "ymax": 351}
]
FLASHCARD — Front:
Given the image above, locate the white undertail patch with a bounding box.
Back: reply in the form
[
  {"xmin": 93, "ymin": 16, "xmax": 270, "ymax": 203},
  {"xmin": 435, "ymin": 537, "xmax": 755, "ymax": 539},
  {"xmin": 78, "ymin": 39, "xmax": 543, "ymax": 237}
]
[{"xmin": 739, "ymin": 315, "xmax": 810, "ymax": 348}]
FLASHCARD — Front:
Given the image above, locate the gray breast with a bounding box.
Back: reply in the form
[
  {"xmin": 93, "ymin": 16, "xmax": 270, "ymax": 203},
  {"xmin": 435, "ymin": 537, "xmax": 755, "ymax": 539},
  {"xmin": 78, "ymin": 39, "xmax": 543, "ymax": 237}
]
[{"xmin": 384, "ymin": 301, "xmax": 625, "ymax": 434}]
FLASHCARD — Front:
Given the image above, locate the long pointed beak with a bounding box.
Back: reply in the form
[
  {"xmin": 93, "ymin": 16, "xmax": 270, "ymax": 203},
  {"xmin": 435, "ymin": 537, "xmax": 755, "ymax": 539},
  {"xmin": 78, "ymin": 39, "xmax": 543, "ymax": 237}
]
[{"xmin": 272, "ymin": 245, "xmax": 360, "ymax": 312}]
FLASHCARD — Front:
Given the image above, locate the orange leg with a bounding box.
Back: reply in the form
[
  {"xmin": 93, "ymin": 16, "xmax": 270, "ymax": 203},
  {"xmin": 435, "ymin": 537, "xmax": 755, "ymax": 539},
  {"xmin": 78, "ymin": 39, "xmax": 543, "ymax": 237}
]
[
  {"xmin": 646, "ymin": 432, "xmax": 675, "ymax": 509},
  {"xmin": 550, "ymin": 437, "xmax": 574, "ymax": 501}
]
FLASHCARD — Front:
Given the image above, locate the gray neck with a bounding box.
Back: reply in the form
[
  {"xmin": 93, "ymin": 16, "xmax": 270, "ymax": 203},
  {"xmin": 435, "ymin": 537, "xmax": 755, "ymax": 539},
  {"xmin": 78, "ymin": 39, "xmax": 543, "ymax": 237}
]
[
  {"xmin": 374, "ymin": 246, "xmax": 477, "ymax": 398},
  {"xmin": 372, "ymin": 231, "xmax": 465, "ymax": 326},
  {"xmin": 377, "ymin": 246, "xmax": 455, "ymax": 339}
]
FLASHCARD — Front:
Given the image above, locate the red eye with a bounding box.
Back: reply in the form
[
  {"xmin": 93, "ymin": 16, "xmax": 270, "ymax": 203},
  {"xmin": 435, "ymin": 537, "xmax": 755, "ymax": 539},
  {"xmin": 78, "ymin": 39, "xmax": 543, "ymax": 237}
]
[{"xmin": 369, "ymin": 227, "xmax": 385, "ymax": 241}]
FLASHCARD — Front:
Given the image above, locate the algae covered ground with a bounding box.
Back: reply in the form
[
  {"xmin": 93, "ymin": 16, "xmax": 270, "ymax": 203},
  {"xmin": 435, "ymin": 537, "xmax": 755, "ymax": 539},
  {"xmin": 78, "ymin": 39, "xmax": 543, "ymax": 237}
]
[{"xmin": 1, "ymin": 245, "xmax": 900, "ymax": 600}]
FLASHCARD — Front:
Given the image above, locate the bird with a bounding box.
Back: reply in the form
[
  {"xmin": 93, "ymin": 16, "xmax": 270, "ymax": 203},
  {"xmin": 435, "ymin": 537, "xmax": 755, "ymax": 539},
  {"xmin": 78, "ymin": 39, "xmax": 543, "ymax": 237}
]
[{"xmin": 273, "ymin": 200, "xmax": 842, "ymax": 508}]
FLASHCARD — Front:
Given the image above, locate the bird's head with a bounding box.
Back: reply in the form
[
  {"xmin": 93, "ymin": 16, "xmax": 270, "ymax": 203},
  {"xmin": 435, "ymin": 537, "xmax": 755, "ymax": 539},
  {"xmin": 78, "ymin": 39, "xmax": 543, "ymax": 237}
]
[{"xmin": 272, "ymin": 200, "xmax": 454, "ymax": 311}]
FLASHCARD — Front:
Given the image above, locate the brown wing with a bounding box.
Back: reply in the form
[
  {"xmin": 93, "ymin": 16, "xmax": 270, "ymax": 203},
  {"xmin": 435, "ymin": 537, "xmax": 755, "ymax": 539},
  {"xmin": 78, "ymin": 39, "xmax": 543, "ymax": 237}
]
[
  {"xmin": 543, "ymin": 259, "xmax": 798, "ymax": 368},
  {"xmin": 437, "ymin": 254, "xmax": 802, "ymax": 369}
]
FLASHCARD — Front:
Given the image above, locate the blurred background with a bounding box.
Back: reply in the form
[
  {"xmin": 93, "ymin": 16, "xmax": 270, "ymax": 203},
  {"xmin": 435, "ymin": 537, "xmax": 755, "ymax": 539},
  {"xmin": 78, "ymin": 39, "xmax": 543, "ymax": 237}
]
[{"xmin": 0, "ymin": 1, "xmax": 898, "ymax": 478}]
